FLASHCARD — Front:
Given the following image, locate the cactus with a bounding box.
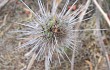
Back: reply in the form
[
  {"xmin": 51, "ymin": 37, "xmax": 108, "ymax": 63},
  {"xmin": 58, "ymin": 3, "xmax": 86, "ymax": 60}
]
[{"xmin": 15, "ymin": 0, "xmax": 91, "ymax": 70}]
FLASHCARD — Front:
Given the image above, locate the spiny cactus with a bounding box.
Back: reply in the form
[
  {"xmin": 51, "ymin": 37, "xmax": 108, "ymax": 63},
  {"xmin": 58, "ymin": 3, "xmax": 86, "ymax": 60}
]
[{"xmin": 15, "ymin": 0, "xmax": 92, "ymax": 70}]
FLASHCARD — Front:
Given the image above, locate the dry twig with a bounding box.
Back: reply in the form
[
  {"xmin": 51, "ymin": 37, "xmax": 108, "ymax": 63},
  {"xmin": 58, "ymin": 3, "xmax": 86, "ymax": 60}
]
[
  {"xmin": 93, "ymin": 0, "xmax": 110, "ymax": 26},
  {"xmin": 71, "ymin": 0, "xmax": 91, "ymax": 70},
  {"xmin": 0, "ymin": 0, "xmax": 9, "ymax": 9},
  {"xmin": 95, "ymin": 4, "xmax": 110, "ymax": 70},
  {"xmin": 26, "ymin": 53, "xmax": 36, "ymax": 70},
  {"xmin": 0, "ymin": 14, "xmax": 8, "ymax": 29},
  {"xmin": 85, "ymin": 60, "xmax": 93, "ymax": 70}
]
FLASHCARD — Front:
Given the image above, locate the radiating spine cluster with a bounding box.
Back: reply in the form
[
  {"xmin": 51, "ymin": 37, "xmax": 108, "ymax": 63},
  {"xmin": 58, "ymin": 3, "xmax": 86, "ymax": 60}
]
[{"xmin": 16, "ymin": 0, "xmax": 90, "ymax": 70}]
